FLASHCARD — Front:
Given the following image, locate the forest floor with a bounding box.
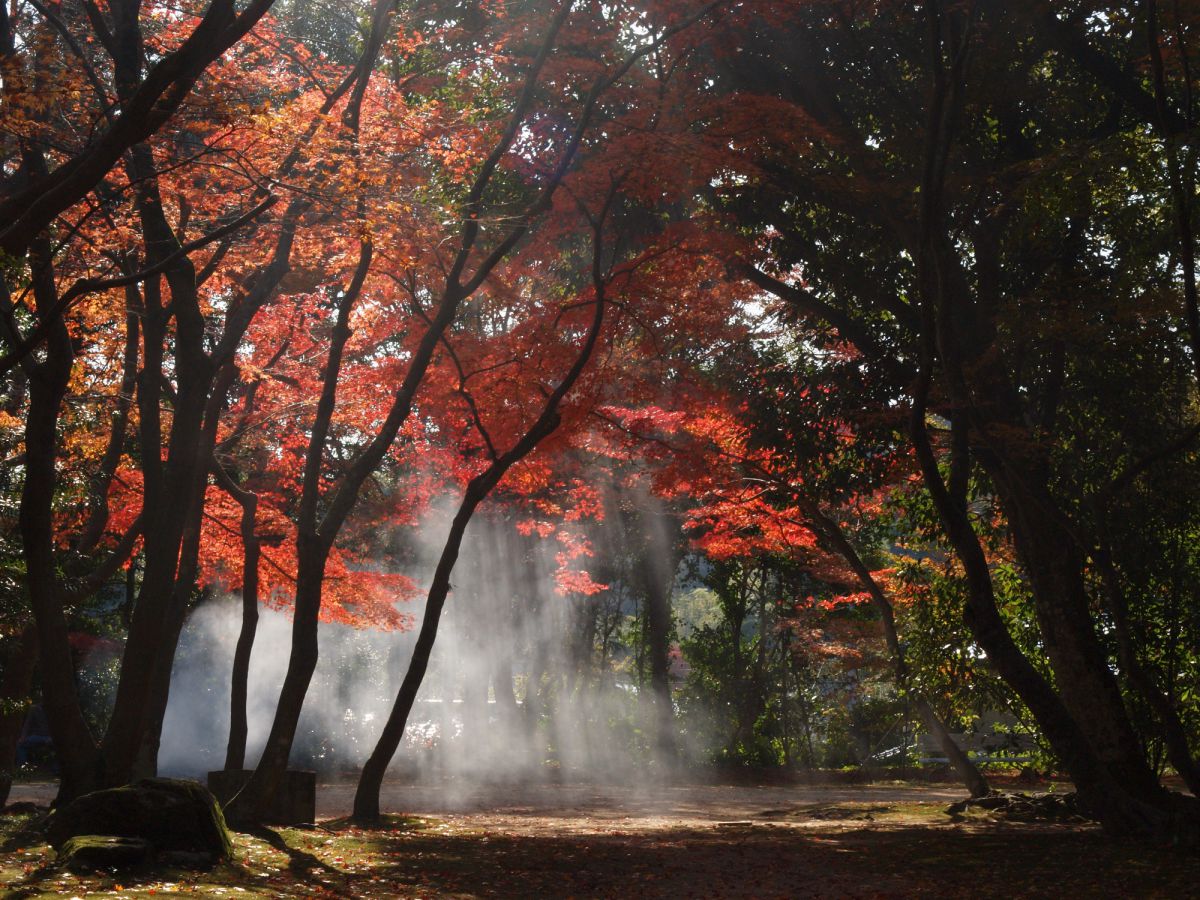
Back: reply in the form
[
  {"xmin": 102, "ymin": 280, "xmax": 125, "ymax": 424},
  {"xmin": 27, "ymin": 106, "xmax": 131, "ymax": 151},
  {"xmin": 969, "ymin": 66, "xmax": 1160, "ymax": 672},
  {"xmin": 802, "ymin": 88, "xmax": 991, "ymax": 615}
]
[{"xmin": 2, "ymin": 780, "xmax": 1198, "ymax": 898}]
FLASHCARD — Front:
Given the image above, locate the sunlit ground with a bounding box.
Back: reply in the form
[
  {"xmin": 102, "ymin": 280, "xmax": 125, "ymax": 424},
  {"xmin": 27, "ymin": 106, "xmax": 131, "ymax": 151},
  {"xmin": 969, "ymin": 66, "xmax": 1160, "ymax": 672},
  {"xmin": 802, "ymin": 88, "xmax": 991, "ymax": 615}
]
[{"xmin": 2, "ymin": 780, "xmax": 1198, "ymax": 898}]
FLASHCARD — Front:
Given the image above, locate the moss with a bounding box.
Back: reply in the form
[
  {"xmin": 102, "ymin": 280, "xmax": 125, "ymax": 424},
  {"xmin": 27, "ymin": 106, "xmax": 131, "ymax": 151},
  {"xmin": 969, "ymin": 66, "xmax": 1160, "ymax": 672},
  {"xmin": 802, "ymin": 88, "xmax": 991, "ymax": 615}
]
[
  {"xmin": 57, "ymin": 834, "xmax": 151, "ymax": 872},
  {"xmin": 47, "ymin": 778, "xmax": 233, "ymax": 860},
  {"xmin": 155, "ymin": 778, "xmax": 235, "ymax": 859}
]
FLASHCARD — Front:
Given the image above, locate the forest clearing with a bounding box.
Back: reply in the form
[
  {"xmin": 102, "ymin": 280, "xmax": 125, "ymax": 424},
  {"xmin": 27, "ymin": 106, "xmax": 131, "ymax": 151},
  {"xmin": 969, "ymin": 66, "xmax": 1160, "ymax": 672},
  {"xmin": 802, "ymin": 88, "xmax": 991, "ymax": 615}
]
[
  {"xmin": 4, "ymin": 779, "xmax": 1200, "ymax": 898},
  {"xmin": 2, "ymin": 0, "xmax": 1200, "ymax": 895}
]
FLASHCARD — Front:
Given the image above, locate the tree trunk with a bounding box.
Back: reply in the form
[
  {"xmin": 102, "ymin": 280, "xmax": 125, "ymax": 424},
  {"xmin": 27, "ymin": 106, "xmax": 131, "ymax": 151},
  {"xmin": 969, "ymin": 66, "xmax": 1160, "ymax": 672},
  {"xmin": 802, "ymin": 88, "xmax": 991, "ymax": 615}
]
[
  {"xmin": 909, "ymin": 378, "xmax": 1177, "ymax": 834},
  {"xmin": 99, "ymin": 288, "xmax": 214, "ymax": 787},
  {"xmin": 493, "ymin": 659, "xmax": 517, "ymax": 712},
  {"xmin": 354, "ymin": 489, "xmax": 485, "ymax": 821},
  {"xmin": 460, "ymin": 648, "xmax": 487, "ymax": 746},
  {"xmin": 907, "ymin": 6, "xmax": 1182, "ymax": 831},
  {"xmin": 984, "ymin": 461, "xmax": 1162, "ymax": 798},
  {"xmin": 643, "ymin": 571, "xmax": 676, "ymax": 762},
  {"xmin": 913, "ymin": 697, "xmax": 988, "ymax": 799},
  {"xmin": 225, "ymin": 492, "xmax": 261, "ymax": 771},
  {"xmin": 525, "ymin": 649, "xmax": 549, "ymax": 732},
  {"xmin": 571, "ymin": 597, "xmax": 599, "ymax": 694},
  {"xmin": 801, "ymin": 497, "xmax": 990, "ymax": 798},
  {"xmin": 0, "ymin": 625, "xmax": 38, "ymax": 806},
  {"xmin": 354, "ymin": 274, "xmax": 605, "ymax": 821},
  {"xmin": 18, "ymin": 284, "xmax": 100, "ymax": 802},
  {"xmin": 634, "ymin": 504, "xmax": 679, "ymax": 762},
  {"xmin": 225, "ymin": 534, "xmax": 328, "ymax": 822},
  {"xmin": 122, "ymin": 356, "xmax": 243, "ymax": 781},
  {"xmin": 727, "ymin": 572, "xmax": 749, "ymax": 754}
]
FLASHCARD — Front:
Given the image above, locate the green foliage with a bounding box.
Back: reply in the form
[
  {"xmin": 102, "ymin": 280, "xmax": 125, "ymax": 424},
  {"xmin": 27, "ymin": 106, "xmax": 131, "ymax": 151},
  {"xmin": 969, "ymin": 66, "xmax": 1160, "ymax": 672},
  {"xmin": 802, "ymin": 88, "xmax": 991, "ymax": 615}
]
[
  {"xmin": 890, "ymin": 559, "xmax": 1026, "ymax": 728},
  {"xmin": 819, "ymin": 694, "xmax": 910, "ymax": 769},
  {"xmin": 679, "ymin": 559, "xmax": 834, "ymax": 768},
  {"xmin": 885, "ymin": 476, "xmax": 1040, "ymax": 733}
]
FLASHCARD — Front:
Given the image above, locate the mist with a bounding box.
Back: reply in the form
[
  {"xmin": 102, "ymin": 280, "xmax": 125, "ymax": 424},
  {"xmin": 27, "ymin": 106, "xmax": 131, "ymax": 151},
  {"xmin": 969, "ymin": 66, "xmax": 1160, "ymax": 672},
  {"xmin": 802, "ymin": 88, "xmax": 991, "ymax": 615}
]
[{"xmin": 159, "ymin": 500, "xmax": 696, "ymax": 790}]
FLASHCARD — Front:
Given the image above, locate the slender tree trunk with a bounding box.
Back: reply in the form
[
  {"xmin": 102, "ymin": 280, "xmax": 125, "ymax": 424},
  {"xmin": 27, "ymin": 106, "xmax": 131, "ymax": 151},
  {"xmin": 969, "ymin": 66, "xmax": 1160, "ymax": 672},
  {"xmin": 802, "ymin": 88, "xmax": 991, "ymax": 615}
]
[
  {"xmin": 930, "ymin": 229, "xmax": 1157, "ymax": 800},
  {"xmin": 493, "ymin": 659, "xmax": 517, "ymax": 712},
  {"xmin": 354, "ymin": 208, "xmax": 609, "ymax": 820},
  {"xmin": 913, "ymin": 698, "xmax": 988, "ymax": 798},
  {"xmin": 526, "ymin": 649, "xmax": 549, "ymax": 732},
  {"xmin": 776, "ymin": 638, "xmax": 793, "ymax": 768},
  {"xmin": 355, "ymin": 490, "xmax": 486, "ymax": 820},
  {"xmin": 0, "ymin": 626, "xmax": 38, "ymax": 806},
  {"xmin": 246, "ymin": 2, "xmax": 583, "ymax": 814},
  {"xmin": 99, "ymin": 222, "xmax": 215, "ymax": 787},
  {"xmin": 910, "ymin": 2, "xmax": 1178, "ymax": 831},
  {"xmin": 133, "ymin": 363, "xmax": 242, "ymax": 779},
  {"xmin": 801, "ymin": 498, "xmax": 990, "ymax": 797},
  {"xmin": 228, "ymin": 535, "xmax": 328, "ymax": 819},
  {"xmin": 1130, "ymin": 1, "xmax": 1200, "ymax": 795},
  {"xmin": 632, "ymin": 499, "xmax": 679, "ymax": 762},
  {"xmin": 640, "ymin": 557, "xmax": 676, "ymax": 762},
  {"xmin": 73, "ymin": 300, "xmax": 139, "ymax": 557},
  {"xmin": 460, "ymin": 628, "xmax": 487, "ymax": 746},
  {"xmin": 727, "ymin": 573, "xmax": 749, "ymax": 753},
  {"xmin": 571, "ymin": 598, "xmax": 598, "ymax": 695},
  {"xmin": 225, "ymin": 491, "xmax": 261, "ymax": 771}
]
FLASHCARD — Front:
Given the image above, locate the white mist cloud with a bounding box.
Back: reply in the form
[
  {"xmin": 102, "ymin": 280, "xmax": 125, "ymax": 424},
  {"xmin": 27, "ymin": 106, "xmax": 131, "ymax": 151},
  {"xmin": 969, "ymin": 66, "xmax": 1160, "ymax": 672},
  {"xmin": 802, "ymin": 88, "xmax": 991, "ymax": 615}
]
[{"xmin": 159, "ymin": 503, "xmax": 699, "ymax": 793}]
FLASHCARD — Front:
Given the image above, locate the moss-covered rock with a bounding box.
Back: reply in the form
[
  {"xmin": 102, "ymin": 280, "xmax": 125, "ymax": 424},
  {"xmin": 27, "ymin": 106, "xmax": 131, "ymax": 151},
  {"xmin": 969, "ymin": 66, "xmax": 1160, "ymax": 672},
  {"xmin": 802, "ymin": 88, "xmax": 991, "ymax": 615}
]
[
  {"xmin": 47, "ymin": 778, "xmax": 233, "ymax": 859},
  {"xmin": 57, "ymin": 835, "xmax": 151, "ymax": 873}
]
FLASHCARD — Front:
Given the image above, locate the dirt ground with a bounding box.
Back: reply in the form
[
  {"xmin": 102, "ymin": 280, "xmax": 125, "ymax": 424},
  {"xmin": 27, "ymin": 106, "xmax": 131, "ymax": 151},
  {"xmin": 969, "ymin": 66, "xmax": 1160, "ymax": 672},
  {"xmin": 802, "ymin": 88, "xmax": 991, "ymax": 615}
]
[
  {"xmin": 3, "ymin": 780, "xmax": 1198, "ymax": 898},
  {"xmin": 8, "ymin": 779, "xmax": 970, "ymax": 823}
]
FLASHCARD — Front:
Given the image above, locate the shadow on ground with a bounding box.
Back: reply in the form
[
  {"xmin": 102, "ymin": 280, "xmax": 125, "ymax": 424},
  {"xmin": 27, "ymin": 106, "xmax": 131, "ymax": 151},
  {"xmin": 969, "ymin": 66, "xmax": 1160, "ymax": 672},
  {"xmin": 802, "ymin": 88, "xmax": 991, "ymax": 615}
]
[{"xmin": 2, "ymin": 803, "xmax": 1198, "ymax": 898}]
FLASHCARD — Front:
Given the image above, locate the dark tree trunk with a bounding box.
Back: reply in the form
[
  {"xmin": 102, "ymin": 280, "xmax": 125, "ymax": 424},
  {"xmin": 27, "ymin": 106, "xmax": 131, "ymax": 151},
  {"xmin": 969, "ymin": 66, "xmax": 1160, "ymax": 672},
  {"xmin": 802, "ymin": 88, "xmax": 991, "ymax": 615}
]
[
  {"xmin": 984, "ymin": 463, "xmax": 1161, "ymax": 798},
  {"xmin": 4, "ymin": 0, "xmax": 329, "ymax": 803},
  {"xmin": 634, "ymin": 503, "xmax": 680, "ymax": 762},
  {"xmin": 96, "ymin": 2, "xmax": 298, "ymax": 780},
  {"xmin": 225, "ymin": 490, "xmax": 261, "ymax": 771},
  {"xmin": 909, "ymin": 371, "xmax": 1173, "ymax": 835},
  {"xmin": 570, "ymin": 597, "xmax": 599, "ymax": 695},
  {"xmin": 227, "ymin": 536, "xmax": 328, "ymax": 819},
  {"xmin": 493, "ymin": 660, "xmax": 517, "ymax": 712},
  {"xmin": 913, "ymin": 698, "xmax": 988, "ymax": 799},
  {"xmin": 73, "ymin": 299, "xmax": 139, "ymax": 558},
  {"xmin": 460, "ymin": 630, "xmax": 487, "ymax": 745},
  {"xmin": 726, "ymin": 570, "xmax": 750, "ymax": 753},
  {"xmin": 909, "ymin": 25, "xmax": 1170, "ymax": 822},
  {"xmin": 355, "ymin": 490, "xmax": 486, "ymax": 821},
  {"xmin": 1116, "ymin": 7, "xmax": 1200, "ymax": 796},
  {"xmin": 249, "ymin": 0, "xmax": 603, "ymax": 825},
  {"xmin": 132, "ymin": 364, "xmax": 242, "ymax": 779},
  {"xmin": 22, "ymin": 389, "xmax": 100, "ymax": 801},
  {"xmin": 18, "ymin": 238, "xmax": 100, "ymax": 803},
  {"xmin": 642, "ymin": 570, "xmax": 676, "ymax": 761},
  {"xmin": 525, "ymin": 649, "xmax": 549, "ymax": 730},
  {"xmin": 0, "ymin": 625, "xmax": 38, "ymax": 806},
  {"xmin": 354, "ymin": 212, "xmax": 609, "ymax": 821},
  {"xmin": 99, "ymin": 132, "xmax": 216, "ymax": 787}
]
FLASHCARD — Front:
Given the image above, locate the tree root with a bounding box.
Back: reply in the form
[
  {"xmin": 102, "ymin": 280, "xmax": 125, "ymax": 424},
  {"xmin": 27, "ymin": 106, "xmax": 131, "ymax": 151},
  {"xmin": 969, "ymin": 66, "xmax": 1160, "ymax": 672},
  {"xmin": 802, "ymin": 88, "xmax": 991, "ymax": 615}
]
[{"xmin": 945, "ymin": 791, "xmax": 1088, "ymax": 823}]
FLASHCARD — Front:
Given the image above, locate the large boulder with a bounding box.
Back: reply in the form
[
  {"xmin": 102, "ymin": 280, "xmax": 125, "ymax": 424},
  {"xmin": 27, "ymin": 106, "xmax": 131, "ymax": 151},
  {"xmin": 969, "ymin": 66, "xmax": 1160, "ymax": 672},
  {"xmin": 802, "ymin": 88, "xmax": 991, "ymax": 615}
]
[{"xmin": 47, "ymin": 778, "xmax": 233, "ymax": 860}]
